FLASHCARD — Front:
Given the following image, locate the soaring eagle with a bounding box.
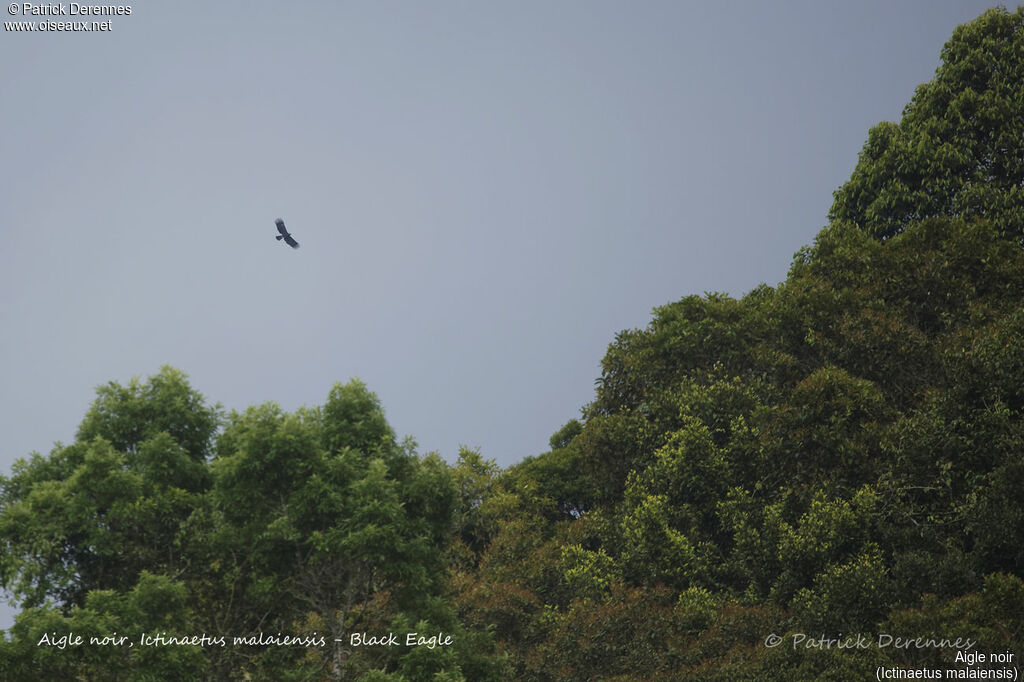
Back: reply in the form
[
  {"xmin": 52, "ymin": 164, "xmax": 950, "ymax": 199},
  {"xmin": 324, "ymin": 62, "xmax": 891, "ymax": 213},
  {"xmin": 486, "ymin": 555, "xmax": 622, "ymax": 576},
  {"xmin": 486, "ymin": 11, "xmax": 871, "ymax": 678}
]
[{"xmin": 275, "ymin": 218, "xmax": 299, "ymax": 249}]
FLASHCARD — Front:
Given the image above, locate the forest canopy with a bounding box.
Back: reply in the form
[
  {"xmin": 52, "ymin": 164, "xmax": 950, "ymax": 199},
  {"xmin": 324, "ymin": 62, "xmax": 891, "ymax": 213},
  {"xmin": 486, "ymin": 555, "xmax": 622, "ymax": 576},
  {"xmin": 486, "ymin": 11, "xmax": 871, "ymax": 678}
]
[{"xmin": 2, "ymin": 6, "xmax": 1024, "ymax": 681}]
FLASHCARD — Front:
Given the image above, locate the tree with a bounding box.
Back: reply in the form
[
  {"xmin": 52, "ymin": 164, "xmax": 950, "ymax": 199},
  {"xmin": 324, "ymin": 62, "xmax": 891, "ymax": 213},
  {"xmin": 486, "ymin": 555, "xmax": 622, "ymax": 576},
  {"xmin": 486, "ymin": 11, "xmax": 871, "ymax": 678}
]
[
  {"xmin": 453, "ymin": 9, "xmax": 1024, "ymax": 678},
  {"xmin": 201, "ymin": 379, "xmax": 465, "ymax": 679},
  {"xmin": 1, "ymin": 372, "xmax": 503, "ymax": 680},
  {"xmin": 830, "ymin": 7, "xmax": 1024, "ymax": 241},
  {"xmin": 0, "ymin": 367, "xmax": 216, "ymax": 610}
]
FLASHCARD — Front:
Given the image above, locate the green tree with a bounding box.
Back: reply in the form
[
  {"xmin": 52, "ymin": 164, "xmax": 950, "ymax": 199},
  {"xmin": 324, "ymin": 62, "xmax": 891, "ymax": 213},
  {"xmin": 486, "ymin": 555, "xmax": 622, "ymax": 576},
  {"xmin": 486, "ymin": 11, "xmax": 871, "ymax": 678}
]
[
  {"xmin": 448, "ymin": 8, "xmax": 1024, "ymax": 679},
  {"xmin": 0, "ymin": 367, "xmax": 216, "ymax": 610},
  {"xmin": 1, "ymin": 372, "xmax": 503, "ymax": 681},
  {"xmin": 202, "ymin": 380, "xmax": 465, "ymax": 679},
  {"xmin": 0, "ymin": 573, "xmax": 206, "ymax": 681},
  {"xmin": 830, "ymin": 7, "xmax": 1024, "ymax": 241}
]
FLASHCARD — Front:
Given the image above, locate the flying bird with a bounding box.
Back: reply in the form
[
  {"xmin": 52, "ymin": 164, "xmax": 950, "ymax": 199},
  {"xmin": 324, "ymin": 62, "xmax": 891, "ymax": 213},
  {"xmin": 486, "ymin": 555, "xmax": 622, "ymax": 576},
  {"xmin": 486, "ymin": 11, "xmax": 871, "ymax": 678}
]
[{"xmin": 275, "ymin": 218, "xmax": 300, "ymax": 249}]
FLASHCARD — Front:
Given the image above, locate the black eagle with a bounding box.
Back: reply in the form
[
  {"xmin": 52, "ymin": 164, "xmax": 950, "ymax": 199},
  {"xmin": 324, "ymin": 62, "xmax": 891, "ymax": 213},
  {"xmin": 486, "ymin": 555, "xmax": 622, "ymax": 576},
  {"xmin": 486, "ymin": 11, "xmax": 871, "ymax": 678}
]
[{"xmin": 275, "ymin": 219, "xmax": 300, "ymax": 249}]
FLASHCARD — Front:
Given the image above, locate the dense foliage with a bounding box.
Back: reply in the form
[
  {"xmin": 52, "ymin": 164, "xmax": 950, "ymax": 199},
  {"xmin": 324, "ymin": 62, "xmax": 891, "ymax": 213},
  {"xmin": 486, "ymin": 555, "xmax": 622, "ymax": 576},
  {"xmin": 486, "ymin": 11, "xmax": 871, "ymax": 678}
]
[
  {"xmin": 0, "ymin": 371, "xmax": 506, "ymax": 680},
  {"xmin": 3, "ymin": 7, "xmax": 1023, "ymax": 680},
  {"xmin": 831, "ymin": 6, "xmax": 1024, "ymax": 241},
  {"xmin": 453, "ymin": 7, "xmax": 1024, "ymax": 677}
]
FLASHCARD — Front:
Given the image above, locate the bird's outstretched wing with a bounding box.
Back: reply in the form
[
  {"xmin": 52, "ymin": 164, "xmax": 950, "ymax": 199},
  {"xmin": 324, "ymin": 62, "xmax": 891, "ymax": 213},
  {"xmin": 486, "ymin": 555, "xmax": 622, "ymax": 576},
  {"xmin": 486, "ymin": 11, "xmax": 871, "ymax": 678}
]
[{"xmin": 275, "ymin": 218, "xmax": 300, "ymax": 249}]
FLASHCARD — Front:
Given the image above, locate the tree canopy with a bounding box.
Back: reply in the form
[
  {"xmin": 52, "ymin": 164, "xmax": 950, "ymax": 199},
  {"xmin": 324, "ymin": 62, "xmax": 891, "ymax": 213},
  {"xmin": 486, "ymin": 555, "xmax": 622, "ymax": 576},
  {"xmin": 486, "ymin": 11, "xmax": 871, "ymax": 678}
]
[
  {"xmin": 1, "ymin": 369, "xmax": 505, "ymax": 681},
  {"xmin": 830, "ymin": 7, "xmax": 1024, "ymax": 241}
]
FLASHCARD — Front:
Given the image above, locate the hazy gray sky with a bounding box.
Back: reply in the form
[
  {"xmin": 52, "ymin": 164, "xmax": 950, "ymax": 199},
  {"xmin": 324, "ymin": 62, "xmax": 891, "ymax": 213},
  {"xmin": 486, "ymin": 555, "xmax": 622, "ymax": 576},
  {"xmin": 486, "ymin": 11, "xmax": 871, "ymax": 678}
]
[{"xmin": 0, "ymin": 0, "xmax": 1003, "ymax": 628}]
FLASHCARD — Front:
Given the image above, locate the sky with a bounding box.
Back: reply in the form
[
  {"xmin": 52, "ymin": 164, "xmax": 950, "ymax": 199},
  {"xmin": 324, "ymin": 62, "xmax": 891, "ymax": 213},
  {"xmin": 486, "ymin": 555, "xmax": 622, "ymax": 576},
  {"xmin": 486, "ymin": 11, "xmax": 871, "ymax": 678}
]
[{"xmin": 0, "ymin": 0, "xmax": 1006, "ymax": 629}]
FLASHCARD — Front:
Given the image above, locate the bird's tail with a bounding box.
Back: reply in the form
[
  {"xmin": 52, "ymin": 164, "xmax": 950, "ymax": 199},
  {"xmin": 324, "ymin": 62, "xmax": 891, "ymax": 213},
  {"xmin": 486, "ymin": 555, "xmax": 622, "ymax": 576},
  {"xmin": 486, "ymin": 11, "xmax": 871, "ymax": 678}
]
[{"xmin": 276, "ymin": 235, "xmax": 284, "ymax": 240}]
